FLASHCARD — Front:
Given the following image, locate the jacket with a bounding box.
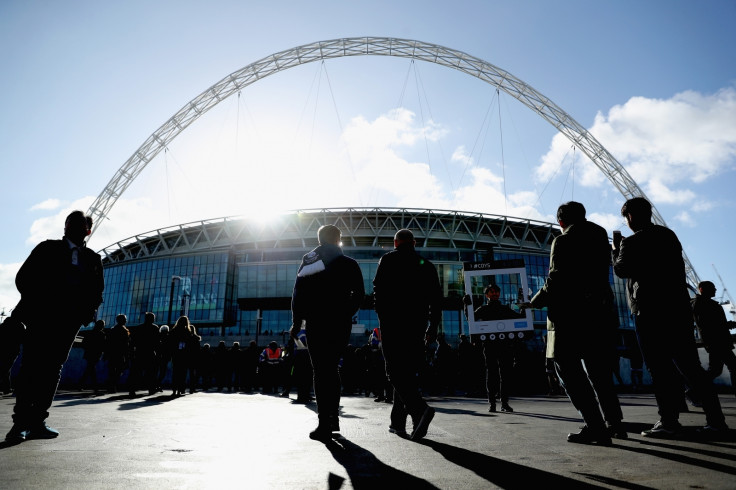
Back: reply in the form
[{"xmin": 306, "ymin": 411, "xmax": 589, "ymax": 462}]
[
  {"xmin": 291, "ymin": 243, "xmax": 365, "ymax": 329},
  {"xmin": 16, "ymin": 237, "xmax": 104, "ymax": 326},
  {"xmin": 531, "ymin": 220, "xmax": 616, "ymax": 356},
  {"xmin": 612, "ymin": 223, "xmax": 691, "ymax": 323},
  {"xmin": 372, "ymin": 243, "xmax": 442, "ymax": 338}
]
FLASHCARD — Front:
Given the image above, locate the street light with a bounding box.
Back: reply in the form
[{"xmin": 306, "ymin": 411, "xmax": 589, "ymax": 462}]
[{"xmin": 168, "ymin": 275, "xmax": 181, "ymax": 326}]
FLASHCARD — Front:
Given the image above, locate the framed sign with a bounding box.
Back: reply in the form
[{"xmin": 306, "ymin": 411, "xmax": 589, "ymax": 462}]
[{"xmin": 463, "ymin": 259, "xmax": 532, "ymax": 341}]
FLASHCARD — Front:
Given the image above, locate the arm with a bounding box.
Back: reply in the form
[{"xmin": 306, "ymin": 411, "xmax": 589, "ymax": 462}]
[
  {"xmin": 347, "ymin": 259, "xmax": 365, "ymax": 316},
  {"xmin": 425, "ymin": 262, "xmax": 443, "ymax": 342}
]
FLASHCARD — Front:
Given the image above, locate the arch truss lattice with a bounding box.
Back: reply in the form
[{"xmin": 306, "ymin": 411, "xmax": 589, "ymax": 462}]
[{"xmin": 87, "ymin": 36, "xmax": 699, "ymax": 286}]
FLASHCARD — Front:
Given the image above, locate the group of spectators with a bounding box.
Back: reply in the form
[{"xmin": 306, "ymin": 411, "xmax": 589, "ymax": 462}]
[{"xmin": 77, "ymin": 314, "xmax": 531, "ymax": 402}]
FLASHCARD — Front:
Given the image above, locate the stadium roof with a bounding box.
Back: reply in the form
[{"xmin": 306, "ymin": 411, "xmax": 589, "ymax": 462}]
[{"xmin": 100, "ymin": 208, "xmax": 561, "ymax": 264}]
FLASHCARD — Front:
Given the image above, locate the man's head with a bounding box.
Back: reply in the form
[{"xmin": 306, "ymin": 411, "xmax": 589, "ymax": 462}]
[
  {"xmin": 144, "ymin": 312, "xmax": 155, "ymax": 324},
  {"xmin": 621, "ymin": 197, "xmax": 652, "ymax": 232},
  {"xmin": 698, "ymin": 280, "xmax": 717, "ymax": 298},
  {"xmin": 556, "ymin": 201, "xmax": 586, "ymax": 230},
  {"xmin": 484, "ymin": 284, "xmax": 501, "ymax": 302},
  {"xmin": 115, "ymin": 314, "xmax": 127, "ymax": 325},
  {"xmin": 394, "ymin": 229, "xmax": 416, "ymax": 248},
  {"xmin": 64, "ymin": 210, "xmax": 92, "ymax": 245},
  {"xmin": 317, "ymin": 224, "xmax": 342, "ymax": 246}
]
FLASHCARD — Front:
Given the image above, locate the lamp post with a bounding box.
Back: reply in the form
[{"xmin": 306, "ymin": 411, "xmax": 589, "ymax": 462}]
[{"xmin": 168, "ymin": 275, "xmax": 181, "ymax": 326}]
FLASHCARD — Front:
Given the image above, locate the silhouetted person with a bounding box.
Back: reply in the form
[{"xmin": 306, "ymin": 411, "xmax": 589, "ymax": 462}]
[
  {"xmin": 214, "ymin": 340, "xmax": 230, "ymax": 391},
  {"xmin": 156, "ymin": 324, "xmax": 172, "ymax": 392},
  {"xmin": 6, "ymin": 211, "xmax": 104, "ymax": 443},
  {"xmin": 472, "ymin": 285, "xmax": 522, "ymax": 413},
  {"xmin": 196, "ymin": 343, "xmax": 214, "ymax": 391},
  {"xmin": 80, "ymin": 320, "xmax": 106, "ymax": 392},
  {"xmin": 127, "ymin": 312, "xmax": 160, "ymax": 396},
  {"xmin": 529, "ymin": 201, "xmax": 624, "ymax": 444},
  {"xmin": 169, "ymin": 315, "xmax": 201, "ymax": 396},
  {"xmin": 105, "ymin": 314, "xmax": 130, "ymax": 393},
  {"xmin": 259, "ymin": 341, "xmax": 282, "ymax": 394},
  {"xmin": 290, "ymin": 224, "xmax": 365, "ymax": 441},
  {"xmin": 373, "ymin": 229, "xmax": 442, "ymax": 441},
  {"xmin": 366, "ymin": 330, "xmax": 391, "ymax": 402},
  {"xmin": 291, "ymin": 329, "xmax": 313, "ymax": 403},
  {"xmin": 434, "ymin": 333, "xmax": 457, "ymax": 396},
  {"xmin": 240, "ymin": 340, "xmax": 260, "ymax": 393},
  {"xmin": 0, "ymin": 312, "xmax": 25, "ymax": 395},
  {"xmin": 692, "ymin": 280, "xmax": 736, "ymax": 396},
  {"xmin": 613, "ymin": 196, "xmax": 728, "ymax": 436},
  {"xmin": 456, "ymin": 335, "xmax": 477, "ymax": 396},
  {"xmin": 228, "ymin": 341, "xmax": 242, "ymax": 392}
]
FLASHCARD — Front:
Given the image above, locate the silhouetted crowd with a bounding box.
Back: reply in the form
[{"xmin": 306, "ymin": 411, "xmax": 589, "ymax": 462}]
[{"xmin": 74, "ymin": 316, "xmax": 554, "ymax": 401}]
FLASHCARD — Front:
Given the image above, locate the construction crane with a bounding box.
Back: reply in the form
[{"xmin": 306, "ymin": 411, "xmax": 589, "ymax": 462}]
[{"xmin": 712, "ymin": 264, "xmax": 736, "ymax": 321}]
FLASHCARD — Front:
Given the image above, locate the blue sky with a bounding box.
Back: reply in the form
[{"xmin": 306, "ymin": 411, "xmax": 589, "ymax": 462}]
[{"xmin": 1, "ymin": 0, "xmax": 735, "ymax": 314}]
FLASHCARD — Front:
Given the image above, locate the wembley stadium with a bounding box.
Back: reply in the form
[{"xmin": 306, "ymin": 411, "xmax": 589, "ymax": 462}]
[{"xmin": 95, "ymin": 207, "xmax": 635, "ymax": 350}]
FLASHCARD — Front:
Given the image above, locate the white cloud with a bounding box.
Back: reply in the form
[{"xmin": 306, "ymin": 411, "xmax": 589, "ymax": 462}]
[
  {"xmin": 692, "ymin": 200, "xmax": 715, "ymax": 213},
  {"xmin": 675, "ymin": 211, "xmax": 695, "ymax": 227},
  {"xmin": 0, "ymin": 262, "xmax": 22, "ymax": 309},
  {"xmin": 30, "ymin": 198, "xmax": 62, "ymax": 211},
  {"xmin": 536, "ymin": 87, "xmax": 736, "ymax": 207},
  {"xmin": 588, "ymin": 212, "xmax": 624, "ymax": 235},
  {"xmin": 26, "ymin": 197, "xmax": 95, "ymax": 247}
]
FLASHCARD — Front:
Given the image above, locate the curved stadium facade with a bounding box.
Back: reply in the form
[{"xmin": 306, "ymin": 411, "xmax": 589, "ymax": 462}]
[{"xmin": 97, "ymin": 208, "xmax": 634, "ymax": 348}]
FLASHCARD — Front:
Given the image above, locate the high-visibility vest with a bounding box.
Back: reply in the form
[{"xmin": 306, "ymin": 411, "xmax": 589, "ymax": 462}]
[{"xmin": 263, "ymin": 347, "xmax": 281, "ymax": 365}]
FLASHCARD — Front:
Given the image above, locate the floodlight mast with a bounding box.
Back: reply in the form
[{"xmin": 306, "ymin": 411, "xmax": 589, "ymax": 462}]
[{"xmin": 86, "ymin": 36, "xmax": 700, "ymax": 287}]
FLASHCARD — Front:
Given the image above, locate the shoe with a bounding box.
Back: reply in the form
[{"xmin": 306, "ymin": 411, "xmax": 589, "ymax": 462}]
[
  {"xmin": 488, "ymin": 403, "xmax": 497, "ymax": 413},
  {"xmin": 607, "ymin": 422, "xmax": 628, "ymax": 439},
  {"xmin": 388, "ymin": 425, "xmax": 408, "ymax": 436},
  {"xmin": 5, "ymin": 424, "xmax": 30, "ymax": 443},
  {"xmin": 28, "ymin": 422, "xmax": 59, "ymax": 439},
  {"xmin": 641, "ymin": 420, "xmax": 682, "ymax": 438},
  {"xmin": 374, "ymin": 396, "xmax": 385, "ymax": 402},
  {"xmin": 309, "ymin": 425, "xmax": 333, "ymax": 441},
  {"xmin": 697, "ymin": 423, "xmax": 729, "ymax": 435},
  {"xmin": 567, "ymin": 425, "xmax": 612, "ymax": 445},
  {"xmin": 500, "ymin": 403, "xmax": 513, "ymax": 413},
  {"xmin": 410, "ymin": 406, "xmax": 435, "ymax": 441}
]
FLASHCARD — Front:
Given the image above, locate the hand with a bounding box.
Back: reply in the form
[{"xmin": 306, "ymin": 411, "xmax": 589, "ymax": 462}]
[
  {"xmin": 518, "ymin": 302, "xmax": 532, "ymax": 310},
  {"xmin": 462, "ymin": 294, "xmax": 472, "ymax": 306},
  {"xmin": 612, "ymin": 230, "xmax": 623, "ymax": 250},
  {"xmin": 289, "ymin": 323, "xmax": 301, "ymax": 340}
]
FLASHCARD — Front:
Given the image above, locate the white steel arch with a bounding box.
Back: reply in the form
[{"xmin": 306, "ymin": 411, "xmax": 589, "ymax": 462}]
[{"xmin": 87, "ymin": 36, "xmax": 700, "ymax": 285}]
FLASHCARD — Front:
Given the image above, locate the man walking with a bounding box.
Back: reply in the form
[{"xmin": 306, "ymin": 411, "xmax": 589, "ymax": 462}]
[
  {"xmin": 291, "ymin": 224, "xmax": 364, "ymax": 441},
  {"xmin": 373, "ymin": 229, "xmax": 442, "ymax": 441},
  {"xmin": 529, "ymin": 201, "xmax": 624, "ymax": 444},
  {"xmin": 613, "ymin": 197, "xmax": 728, "ymax": 436},
  {"xmin": 691, "ymin": 281, "xmax": 736, "ymax": 395},
  {"xmin": 6, "ymin": 210, "xmax": 104, "ymax": 442}
]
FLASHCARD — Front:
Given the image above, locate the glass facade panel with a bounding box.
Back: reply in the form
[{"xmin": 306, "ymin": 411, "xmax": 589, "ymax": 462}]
[{"xmin": 100, "ymin": 252, "xmax": 234, "ymax": 328}]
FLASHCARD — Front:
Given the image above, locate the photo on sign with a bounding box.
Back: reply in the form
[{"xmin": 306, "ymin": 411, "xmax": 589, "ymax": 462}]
[{"xmin": 463, "ymin": 264, "xmax": 532, "ymax": 341}]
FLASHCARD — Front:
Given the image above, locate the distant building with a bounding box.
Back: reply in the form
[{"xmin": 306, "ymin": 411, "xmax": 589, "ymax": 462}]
[{"xmin": 96, "ymin": 207, "xmax": 634, "ymax": 348}]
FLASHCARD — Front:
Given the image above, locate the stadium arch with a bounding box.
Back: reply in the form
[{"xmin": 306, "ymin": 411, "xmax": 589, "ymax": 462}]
[{"xmin": 86, "ymin": 37, "xmax": 700, "ymax": 285}]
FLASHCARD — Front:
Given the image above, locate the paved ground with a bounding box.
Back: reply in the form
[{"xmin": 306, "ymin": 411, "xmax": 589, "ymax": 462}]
[{"xmin": 0, "ymin": 389, "xmax": 735, "ymax": 489}]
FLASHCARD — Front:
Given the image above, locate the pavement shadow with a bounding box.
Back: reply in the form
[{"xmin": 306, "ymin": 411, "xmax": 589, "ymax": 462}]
[
  {"xmin": 325, "ymin": 437, "xmax": 438, "ymax": 489},
  {"xmin": 419, "ymin": 438, "xmax": 614, "ymax": 489},
  {"xmin": 498, "ymin": 410, "xmax": 584, "ymax": 424},
  {"xmin": 617, "ymin": 435, "xmax": 736, "ymax": 473}
]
